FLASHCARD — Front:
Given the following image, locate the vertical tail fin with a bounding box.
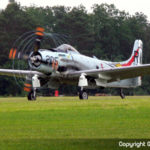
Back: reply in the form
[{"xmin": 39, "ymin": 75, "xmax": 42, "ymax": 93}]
[
  {"xmin": 119, "ymin": 40, "xmax": 143, "ymax": 87},
  {"xmin": 121, "ymin": 40, "xmax": 143, "ymax": 66}
]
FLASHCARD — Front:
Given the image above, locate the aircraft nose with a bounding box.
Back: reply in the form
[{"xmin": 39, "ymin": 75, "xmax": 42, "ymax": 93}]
[
  {"xmin": 29, "ymin": 52, "xmax": 42, "ymax": 67},
  {"xmin": 29, "ymin": 50, "xmax": 59, "ymax": 73}
]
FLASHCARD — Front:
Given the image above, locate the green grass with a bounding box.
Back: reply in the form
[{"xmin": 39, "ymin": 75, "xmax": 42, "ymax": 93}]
[{"xmin": 0, "ymin": 96, "xmax": 150, "ymax": 150}]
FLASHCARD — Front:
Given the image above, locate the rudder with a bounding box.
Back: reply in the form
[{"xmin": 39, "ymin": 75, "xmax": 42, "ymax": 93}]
[{"xmin": 121, "ymin": 39, "xmax": 143, "ymax": 66}]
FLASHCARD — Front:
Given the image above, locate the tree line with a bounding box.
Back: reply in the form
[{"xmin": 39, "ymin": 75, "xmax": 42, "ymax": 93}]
[{"xmin": 0, "ymin": 2, "xmax": 150, "ymax": 96}]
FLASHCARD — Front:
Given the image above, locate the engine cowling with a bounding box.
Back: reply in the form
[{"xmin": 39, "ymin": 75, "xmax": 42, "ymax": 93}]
[{"xmin": 28, "ymin": 50, "xmax": 58, "ymax": 74}]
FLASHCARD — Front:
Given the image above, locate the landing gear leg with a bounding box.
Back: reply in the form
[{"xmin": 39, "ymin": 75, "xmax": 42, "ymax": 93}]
[
  {"xmin": 27, "ymin": 74, "xmax": 40, "ymax": 101},
  {"xmin": 120, "ymin": 88, "xmax": 125, "ymax": 99},
  {"xmin": 79, "ymin": 87, "xmax": 88, "ymax": 100},
  {"xmin": 28, "ymin": 88, "xmax": 36, "ymax": 101}
]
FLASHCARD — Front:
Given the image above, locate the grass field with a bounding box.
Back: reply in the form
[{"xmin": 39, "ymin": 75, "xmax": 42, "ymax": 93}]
[{"xmin": 0, "ymin": 96, "xmax": 150, "ymax": 150}]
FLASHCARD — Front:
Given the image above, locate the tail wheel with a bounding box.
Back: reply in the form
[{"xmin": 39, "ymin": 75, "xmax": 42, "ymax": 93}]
[{"xmin": 120, "ymin": 89, "xmax": 125, "ymax": 99}]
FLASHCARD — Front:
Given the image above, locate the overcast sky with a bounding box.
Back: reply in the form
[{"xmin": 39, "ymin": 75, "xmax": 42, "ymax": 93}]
[{"xmin": 1, "ymin": 0, "xmax": 150, "ymax": 20}]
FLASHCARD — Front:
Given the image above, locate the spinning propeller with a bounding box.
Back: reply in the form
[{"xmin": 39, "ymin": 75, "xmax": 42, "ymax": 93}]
[{"xmin": 8, "ymin": 27, "xmax": 69, "ymax": 93}]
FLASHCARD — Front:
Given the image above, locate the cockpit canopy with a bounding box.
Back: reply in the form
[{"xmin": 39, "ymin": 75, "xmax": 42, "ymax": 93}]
[{"xmin": 55, "ymin": 44, "xmax": 80, "ymax": 54}]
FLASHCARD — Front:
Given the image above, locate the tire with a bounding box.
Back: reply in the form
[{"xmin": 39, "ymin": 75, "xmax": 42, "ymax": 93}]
[
  {"xmin": 79, "ymin": 90, "xmax": 88, "ymax": 100},
  {"xmin": 28, "ymin": 90, "xmax": 36, "ymax": 101}
]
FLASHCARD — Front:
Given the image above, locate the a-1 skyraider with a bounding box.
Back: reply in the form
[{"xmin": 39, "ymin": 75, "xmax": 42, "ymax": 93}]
[{"xmin": 0, "ymin": 27, "xmax": 150, "ymax": 100}]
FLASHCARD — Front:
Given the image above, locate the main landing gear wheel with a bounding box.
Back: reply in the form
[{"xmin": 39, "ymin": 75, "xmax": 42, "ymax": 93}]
[
  {"xmin": 120, "ymin": 89, "xmax": 125, "ymax": 99},
  {"xmin": 28, "ymin": 90, "xmax": 36, "ymax": 101},
  {"xmin": 79, "ymin": 90, "xmax": 88, "ymax": 100}
]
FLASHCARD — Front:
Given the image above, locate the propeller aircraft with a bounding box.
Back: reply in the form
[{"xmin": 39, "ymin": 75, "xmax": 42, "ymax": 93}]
[{"xmin": 1, "ymin": 27, "xmax": 150, "ymax": 100}]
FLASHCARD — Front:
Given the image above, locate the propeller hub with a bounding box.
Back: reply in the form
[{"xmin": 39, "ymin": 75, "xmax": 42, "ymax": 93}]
[{"xmin": 29, "ymin": 52, "xmax": 42, "ymax": 67}]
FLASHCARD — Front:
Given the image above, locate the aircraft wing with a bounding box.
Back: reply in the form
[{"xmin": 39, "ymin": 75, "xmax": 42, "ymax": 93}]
[
  {"xmin": 0, "ymin": 69, "xmax": 45, "ymax": 78},
  {"xmin": 66, "ymin": 64, "xmax": 150, "ymax": 82}
]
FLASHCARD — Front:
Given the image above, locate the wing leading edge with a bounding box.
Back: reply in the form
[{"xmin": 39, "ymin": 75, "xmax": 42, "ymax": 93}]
[
  {"xmin": 65, "ymin": 64, "xmax": 150, "ymax": 82},
  {"xmin": 1, "ymin": 64, "xmax": 150, "ymax": 82},
  {"xmin": 0, "ymin": 69, "xmax": 45, "ymax": 78}
]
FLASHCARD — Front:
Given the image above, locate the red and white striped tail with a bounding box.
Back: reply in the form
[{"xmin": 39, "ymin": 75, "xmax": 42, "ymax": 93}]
[{"xmin": 121, "ymin": 40, "xmax": 143, "ymax": 66}]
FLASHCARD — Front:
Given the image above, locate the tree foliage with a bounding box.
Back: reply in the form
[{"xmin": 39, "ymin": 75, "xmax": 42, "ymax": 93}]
[{"xmin": 0, "ymin": 2, "xmax": 150, "ymax": 96}]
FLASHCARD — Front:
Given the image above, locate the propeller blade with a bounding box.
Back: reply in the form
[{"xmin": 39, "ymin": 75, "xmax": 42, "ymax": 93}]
[
  {"xmin": 54, "ymin": 60, "xmax": 59, "ymax": 71},
  {"xmin": 51, "ymin": 59, "xmax": 59, "ymax": 71},
  {"xmin": 9, "ymin": 48, "xmax": 17, "ymax": 59},
  {"xmin": 34, "ymin": 27, "xmax": 45, "ymax": 52},
  {"xmin": 24, "ymin": 75, "xmax": 32, "ymax": 92},
  {"xmin": 35, "ymin": 27, "xmax": 45, "ymax": 36}
]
